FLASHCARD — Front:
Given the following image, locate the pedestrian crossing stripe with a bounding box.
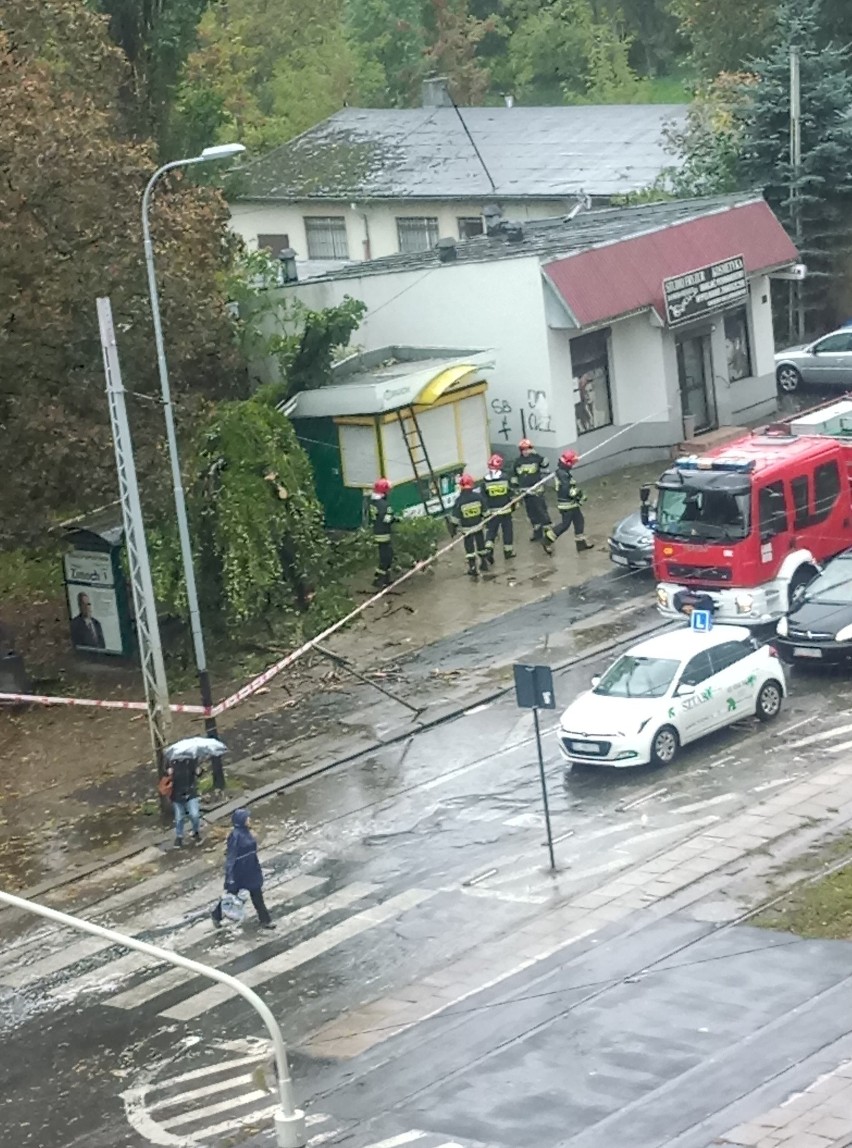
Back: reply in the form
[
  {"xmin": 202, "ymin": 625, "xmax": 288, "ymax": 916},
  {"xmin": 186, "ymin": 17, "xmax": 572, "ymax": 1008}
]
[{"xmin": 102, "ymin": 880, "xmax": 379, "ymax": 1010}]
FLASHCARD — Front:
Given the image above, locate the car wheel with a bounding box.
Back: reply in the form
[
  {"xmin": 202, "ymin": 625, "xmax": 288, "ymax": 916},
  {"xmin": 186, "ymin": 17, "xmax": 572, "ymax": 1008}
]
[
  {"xmin": 776, "ymin": 364, "xmax": 802, "ymax": 393},
  {"xmin": 650, "ymin": 724, "xmax": 679, "ymax": 766},
  {"xmin": 787, "ymin": 565, "xmax": 818, "ymax": 610},
  {"xmin": 756, "ymin": 679, "xmax": 783, "ymax": 721}
]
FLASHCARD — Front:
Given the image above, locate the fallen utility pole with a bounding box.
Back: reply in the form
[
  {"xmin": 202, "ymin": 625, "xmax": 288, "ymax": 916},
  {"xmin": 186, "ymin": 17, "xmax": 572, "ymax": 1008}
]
[{"xmin": 0, "ymin": 888, "xmax": 306, "ymax": 1148}]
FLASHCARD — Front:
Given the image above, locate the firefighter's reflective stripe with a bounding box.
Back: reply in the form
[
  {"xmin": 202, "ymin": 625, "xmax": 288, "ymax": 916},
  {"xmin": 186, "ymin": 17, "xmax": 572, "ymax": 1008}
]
[{"xmin": 460, "ymin": 502, "xmax": 482, "ymax": 520}]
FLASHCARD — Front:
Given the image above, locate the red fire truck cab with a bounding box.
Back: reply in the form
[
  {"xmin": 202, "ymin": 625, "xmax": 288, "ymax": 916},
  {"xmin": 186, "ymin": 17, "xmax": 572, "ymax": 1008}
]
[{"xmin": 645, "ymin": 399, "xmax": 852, "ymax": 624}]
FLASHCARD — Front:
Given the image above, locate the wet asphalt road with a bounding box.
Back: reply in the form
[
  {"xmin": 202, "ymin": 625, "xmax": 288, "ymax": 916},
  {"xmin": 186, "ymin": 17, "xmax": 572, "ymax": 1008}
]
[{"xmin": 4, "ymin": 598, "xmax": 852, "ymax": 1147}]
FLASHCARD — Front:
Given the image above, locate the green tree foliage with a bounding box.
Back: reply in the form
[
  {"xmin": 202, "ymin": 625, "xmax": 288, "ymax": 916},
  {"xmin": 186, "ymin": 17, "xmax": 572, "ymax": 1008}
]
[
  {"xmin": 667, "ymin": 0, "xmax": 775, "ymax": 80},
  {"xmin": 151, "ymin": 396, "xmax": 337, "ymax": 628},
  {"xmin": 422, "ymin": 0, "xmax": 496, "ymax": 104},
  {"xmin": 173, "ymin": 0, "xmax": 358, "ymax": 155},
  {"xmin": 662, "ymin": 72, "xmax": 753, "ymax": 196},
  {"xmin": 0, "ymin": 0, "xmax": 245, "ymax": 546},
  {"xmin": 736, "ymin": 0, "xmax": 852, "ymax": 334},
  {"xmin": 345, "ymin": 0, "xmax": 429, "ymax": 105},
  {"xmin": 227, "ymin": 250, "xmax": 367, "ymax": 398},
  {"xmin": 87, "ymin": 0, "xmax": 209, "ymax": 146},
  {"xmin": 501, "ymin": 0, "xmax": 648, "ymax": 104}
]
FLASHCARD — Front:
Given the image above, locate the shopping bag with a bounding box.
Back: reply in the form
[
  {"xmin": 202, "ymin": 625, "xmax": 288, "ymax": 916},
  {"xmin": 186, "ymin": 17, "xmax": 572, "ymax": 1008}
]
[{"xmin": 220, "ymin": 891, "xmax": 246, "ymax": 923}]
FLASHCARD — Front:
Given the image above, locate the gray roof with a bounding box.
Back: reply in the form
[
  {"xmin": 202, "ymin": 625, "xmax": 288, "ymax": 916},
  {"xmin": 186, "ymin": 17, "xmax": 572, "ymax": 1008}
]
[
  {"xmin": 234, "ymin": 104, "xmax": 687, "ymax": 202},
  {"xmin": 289, "ymin": 193, "xmax": 765, "ymax": 284}
]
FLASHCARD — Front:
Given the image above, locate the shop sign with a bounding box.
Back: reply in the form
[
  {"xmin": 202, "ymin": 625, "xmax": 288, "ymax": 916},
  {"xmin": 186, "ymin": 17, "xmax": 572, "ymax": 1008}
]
[{"xmin": 663, "ymin": 255, "xmax": 747, "ymax": 326}]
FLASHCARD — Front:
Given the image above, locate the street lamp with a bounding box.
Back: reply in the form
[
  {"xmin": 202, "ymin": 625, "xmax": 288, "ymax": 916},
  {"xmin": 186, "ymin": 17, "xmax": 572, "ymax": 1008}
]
[{"xmin": 142, "ymin": 142, "xmax": 246, "ymax": 790}]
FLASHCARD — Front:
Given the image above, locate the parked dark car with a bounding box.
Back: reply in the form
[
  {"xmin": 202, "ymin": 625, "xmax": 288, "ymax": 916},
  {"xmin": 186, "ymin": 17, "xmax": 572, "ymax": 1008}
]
[
  {"xmin": 608, "ymin": 509, "xmax": 655, "ymax": 570},
  {"xmin": 775, "ymin": 549, "xmax": 852, "ymax": 663}
]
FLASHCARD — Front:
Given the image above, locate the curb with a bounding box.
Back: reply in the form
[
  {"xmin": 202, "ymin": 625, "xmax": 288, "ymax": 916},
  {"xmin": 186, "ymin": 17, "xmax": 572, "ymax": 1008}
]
[{"xmin": 7, "ymin": 603, "xmax": 671, "ymax": 909}]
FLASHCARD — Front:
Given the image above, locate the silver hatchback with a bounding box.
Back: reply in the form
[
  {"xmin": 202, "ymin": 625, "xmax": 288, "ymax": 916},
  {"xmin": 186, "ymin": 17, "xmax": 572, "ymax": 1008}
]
[{"xmin": 775, "ymin": 325, "xmax": 852, "ymax": 392}]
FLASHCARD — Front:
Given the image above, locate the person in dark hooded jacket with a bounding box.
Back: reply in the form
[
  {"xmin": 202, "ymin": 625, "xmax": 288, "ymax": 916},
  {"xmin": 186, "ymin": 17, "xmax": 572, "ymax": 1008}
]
[{"xmin": 211, "ymin": 809, "xmax": 275, "ymax": 929}]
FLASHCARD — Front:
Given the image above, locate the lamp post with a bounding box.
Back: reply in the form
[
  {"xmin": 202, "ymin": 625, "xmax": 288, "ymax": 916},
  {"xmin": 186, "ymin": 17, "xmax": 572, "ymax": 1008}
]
[{"xmin": 142, "ymin": 143, "xmax": 245, "ymax": 792}]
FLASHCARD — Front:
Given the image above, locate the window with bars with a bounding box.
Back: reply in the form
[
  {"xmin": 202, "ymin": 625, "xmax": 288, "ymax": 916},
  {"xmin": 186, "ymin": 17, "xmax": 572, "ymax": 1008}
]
[
  {"xmin": 304, "ymin": 217, "xmax": 349, "ymax": 260},
  {"xmin": 457, "ymin": 216, "xmax": 484, "ymax": 239},
  {"xmin": 397, "ymin": 216, "xmax": 439, "ymax": 253}
]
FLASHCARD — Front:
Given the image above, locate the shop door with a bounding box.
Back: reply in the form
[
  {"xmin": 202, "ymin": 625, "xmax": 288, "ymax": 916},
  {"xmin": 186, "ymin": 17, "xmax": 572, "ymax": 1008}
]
[{"xmin": 677, "ymin": 335, "xmax": 714, "ymax": 434}]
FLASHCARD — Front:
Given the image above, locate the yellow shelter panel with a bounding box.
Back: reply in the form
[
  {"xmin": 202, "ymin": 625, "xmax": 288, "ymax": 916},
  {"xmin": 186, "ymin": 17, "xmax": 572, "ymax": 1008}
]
[{"xmin": 415, "ymin": 365, "xmax": 477, "ymax": 406}]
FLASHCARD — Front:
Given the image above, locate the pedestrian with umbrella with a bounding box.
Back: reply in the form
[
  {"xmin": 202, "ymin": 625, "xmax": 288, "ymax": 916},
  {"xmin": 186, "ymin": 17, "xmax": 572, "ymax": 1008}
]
[
  {"xmin": 163, "ymin": 736, "xmax": 227, "ymax": 849},
  {"xmin": 211, "ymin": 809, "xmax": 275, "ymax": 930}
]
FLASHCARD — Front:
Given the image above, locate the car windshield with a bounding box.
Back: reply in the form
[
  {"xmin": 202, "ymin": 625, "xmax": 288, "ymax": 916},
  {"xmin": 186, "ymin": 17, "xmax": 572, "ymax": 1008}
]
[
  {"xmin": 803, "ymin": 563, "xmax": 852, "ymax": 604},
  {"xmin": 594, "ymin": 655, "xmax": 680, "ymax": 699},
  {"xmin": 656, "ymin": 485, "xmax": 750, "ymax": 540}
]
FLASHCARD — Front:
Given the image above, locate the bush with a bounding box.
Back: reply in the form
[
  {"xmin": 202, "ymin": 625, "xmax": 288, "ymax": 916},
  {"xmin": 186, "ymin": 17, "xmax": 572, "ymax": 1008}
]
[{"xmin": 392, "ymin": 515, "xmax": 447, "ymax": 568}]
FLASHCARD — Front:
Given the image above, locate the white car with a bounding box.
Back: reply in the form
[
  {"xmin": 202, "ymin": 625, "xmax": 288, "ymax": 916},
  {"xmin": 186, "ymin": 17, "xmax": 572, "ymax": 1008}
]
[{"xmin": 557, "ymin": 625, "xmax": 786, "ymax": 768}]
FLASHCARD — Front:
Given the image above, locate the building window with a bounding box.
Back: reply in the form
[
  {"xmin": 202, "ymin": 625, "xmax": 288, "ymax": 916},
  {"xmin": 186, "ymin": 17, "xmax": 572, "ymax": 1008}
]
[
  {"xmin": 397, "ymin": 216, "xmax": 439, "ymax": 253},
  {"xmin": 304, "ymin": 216, "xmax": 349, "ymax": 260},
  {"xmin": 457, "ymin": 216, "xmax": 484, "ymax": 240},
  {"xmin": 257, "ymin": 233, "xmax": 290, "ymax": 258},
  {"xmin": 724, "ymin": 307, "xmax": 753, "ymax": 381},
  {"xmin": 570, "ymin": 329, "xmax": 613, "ymax": 435}
]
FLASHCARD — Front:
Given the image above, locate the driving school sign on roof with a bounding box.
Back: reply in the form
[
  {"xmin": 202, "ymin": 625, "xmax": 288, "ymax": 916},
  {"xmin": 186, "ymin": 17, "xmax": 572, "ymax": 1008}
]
[{"xmin": 663, "ymin": 255, "xmax": 747, "ymax": 326}]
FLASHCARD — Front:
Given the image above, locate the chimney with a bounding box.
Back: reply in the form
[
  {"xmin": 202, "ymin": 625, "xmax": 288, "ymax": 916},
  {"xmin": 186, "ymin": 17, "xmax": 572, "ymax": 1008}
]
[
  {"xmin": 482, "ymin": 204, "xmax": 503, "ymax": 235},
  {"xmin": 421, "ymin": 77, "xmax": 453, "ymax": 108},
  {"xmin": 504, "ymin": 94, "xmax": 514, "ymax": 108},
  {"xmin": 437, "ymin": 237, "xmax": 457, "ymax": 263}
]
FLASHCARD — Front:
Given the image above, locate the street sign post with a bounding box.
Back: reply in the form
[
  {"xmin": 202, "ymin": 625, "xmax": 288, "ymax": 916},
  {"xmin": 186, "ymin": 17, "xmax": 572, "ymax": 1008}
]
[{"xmin": 513, "ymin": 663, "xmax": 556, "ymax": 870}]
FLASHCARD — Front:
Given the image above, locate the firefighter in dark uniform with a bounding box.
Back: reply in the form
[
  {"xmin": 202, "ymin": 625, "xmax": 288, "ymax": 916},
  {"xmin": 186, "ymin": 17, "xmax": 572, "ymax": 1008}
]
[
  {"xmin": 482, "ymin": 453, "xmax": 515, "ymax": 561},
  {"xmin": 511, "ymin": 438, "xmax": 554, "ymax": 551},
  {"xmin": 450, "ymin": 473, "xmax": 492, "ymax": 577},
  {"xmin": 369, "ymin": 477, "xmax": 395, "ymax": 587},
  {"xmin": 552, "ymin": 450, "xmax": 594, "ymax": 552}
]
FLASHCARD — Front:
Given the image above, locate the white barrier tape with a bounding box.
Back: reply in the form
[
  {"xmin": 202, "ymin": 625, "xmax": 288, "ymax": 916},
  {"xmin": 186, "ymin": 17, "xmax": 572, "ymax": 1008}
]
[
  {"xmin": 0, "ymin": 692, "xmax": 207, "ymax": 714},
  {"xmin": 5, "ymin": 408, "xmax": 668, "ymax": 720}
]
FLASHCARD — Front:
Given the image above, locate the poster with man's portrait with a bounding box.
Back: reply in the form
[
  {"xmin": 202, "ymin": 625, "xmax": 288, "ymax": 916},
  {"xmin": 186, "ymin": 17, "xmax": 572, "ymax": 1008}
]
[{"xmin": 66, "ymin": 586, "xmax": 122, "ymax": 653}]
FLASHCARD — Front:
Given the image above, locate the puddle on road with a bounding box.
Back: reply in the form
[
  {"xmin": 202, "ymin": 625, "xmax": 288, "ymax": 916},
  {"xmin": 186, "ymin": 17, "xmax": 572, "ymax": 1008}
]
[{"xmin": 569, "ymin": 617, "xmax": 639, "ymax": 651}]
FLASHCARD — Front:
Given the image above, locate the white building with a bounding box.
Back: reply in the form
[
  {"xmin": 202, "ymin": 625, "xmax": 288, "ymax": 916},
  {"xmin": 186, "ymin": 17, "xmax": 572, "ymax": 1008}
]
[
  {"xmin": 266, "ymin": 193, "xmax": 798, "ymax": 478},
  {"xmin": 228, "ymin": 80, "xmax": 686, "ymax": 276}
]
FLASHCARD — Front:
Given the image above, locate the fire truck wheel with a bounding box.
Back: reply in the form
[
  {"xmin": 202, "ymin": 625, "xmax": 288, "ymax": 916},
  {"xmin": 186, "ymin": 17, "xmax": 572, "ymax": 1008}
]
[
  {"xmin": 650, "ymin": 724, "xmax": 680, "ymax": 766},
  {"xmin": 776, "ymin": 364, "xmax": 801, "ymax": 393},
  {"xmin": 756, "ymin": 679, "xmax": 783, "ymax": 722}
]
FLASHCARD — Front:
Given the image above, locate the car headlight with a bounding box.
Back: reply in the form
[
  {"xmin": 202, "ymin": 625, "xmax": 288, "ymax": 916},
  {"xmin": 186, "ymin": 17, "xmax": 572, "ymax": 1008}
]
[
  {"xmin": 657, "ymin": 586, "xmax": 669, "ymax": 608},
  {"xmin": 835, "ymin": 624, "xmax": 852, "ymax": 642},
  {"xmin": 735, "ymin": 593, "xmax": 754, "ymax": 614},
  {"xmin": 776, "ymin": 616, "xmax": 788, "ymax": 636}
]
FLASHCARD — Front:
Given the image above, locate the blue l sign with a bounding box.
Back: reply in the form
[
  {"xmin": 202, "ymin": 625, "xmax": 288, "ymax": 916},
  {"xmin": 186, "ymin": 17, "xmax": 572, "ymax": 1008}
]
[{"xmin": 690, "ymin": 609, "xmax": 712, "ymax": 633}]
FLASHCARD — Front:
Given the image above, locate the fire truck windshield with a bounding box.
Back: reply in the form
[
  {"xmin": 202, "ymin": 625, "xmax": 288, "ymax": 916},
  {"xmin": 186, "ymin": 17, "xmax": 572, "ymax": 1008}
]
[{"xmin": 656, "ymin": 482, "xmax": 751, "ymax": 541}]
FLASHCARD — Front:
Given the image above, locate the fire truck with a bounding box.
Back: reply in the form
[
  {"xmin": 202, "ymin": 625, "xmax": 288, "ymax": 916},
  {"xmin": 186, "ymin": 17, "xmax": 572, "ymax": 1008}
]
[{"xmin": 642, "ymin": 398, "xmax": 852, "ymax": 624}]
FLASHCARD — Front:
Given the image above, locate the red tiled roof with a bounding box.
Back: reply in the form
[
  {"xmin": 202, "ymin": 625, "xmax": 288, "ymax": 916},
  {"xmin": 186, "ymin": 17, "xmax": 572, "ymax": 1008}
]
[{"xmin": 542, "ymin": 199, "xmax": 797, "ymax": 328}]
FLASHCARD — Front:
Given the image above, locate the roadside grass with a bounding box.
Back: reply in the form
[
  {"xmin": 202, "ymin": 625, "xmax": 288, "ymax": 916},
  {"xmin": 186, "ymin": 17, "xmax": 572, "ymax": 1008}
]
[
  {"xmin": 645, "ymin": 73, "xmax": 694, "ymax": 103},
  {"xmin": 0, "ymin": 546, "xmax": 62, "ymax": 602},
  {"xmin": 755, "ymin": 831, "xmax": 852, "ymax": 939}
]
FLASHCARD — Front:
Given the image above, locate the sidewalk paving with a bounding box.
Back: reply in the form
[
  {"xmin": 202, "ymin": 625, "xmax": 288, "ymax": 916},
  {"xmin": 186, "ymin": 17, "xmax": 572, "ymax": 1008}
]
[{"xmin": 716, "ymin": 1065, "xmax": 852, "ymax": 1148}]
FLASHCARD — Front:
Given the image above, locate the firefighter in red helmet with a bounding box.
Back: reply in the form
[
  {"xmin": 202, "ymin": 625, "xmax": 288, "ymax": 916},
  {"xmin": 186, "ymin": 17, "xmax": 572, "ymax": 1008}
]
[
  {"xmin": 552, "ymin": 450, "xmax": 594, "ymax": 552},
  {"xmin": 369, "ymin": 478, "xmax": 395, "ymax": 587},
  {"xmin": 449, "ymin": 473, "xmax": 491, "ymax": 577},
  {"xmin": 482, "ymin": 453, "xmax": 515, "ymax": 561},
  {"xmin": 510, "ymin": 438, "xmax": 554, "ymax": 552}
]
